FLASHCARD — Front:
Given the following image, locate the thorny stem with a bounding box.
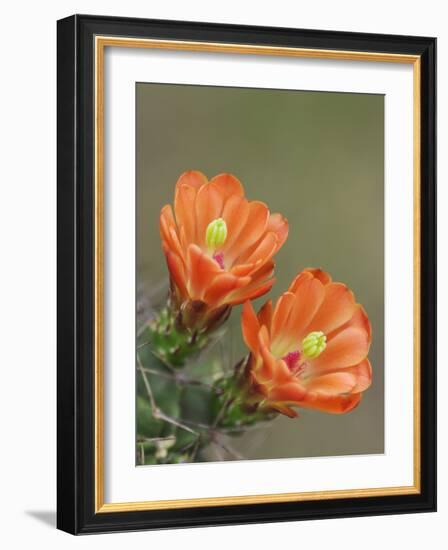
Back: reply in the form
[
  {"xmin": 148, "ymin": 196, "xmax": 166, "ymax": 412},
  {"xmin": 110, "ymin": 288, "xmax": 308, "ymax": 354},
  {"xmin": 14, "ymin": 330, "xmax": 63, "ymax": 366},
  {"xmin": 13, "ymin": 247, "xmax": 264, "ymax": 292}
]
[
  {"xmin": 136, "ymin": 329, "xmax": 272, "ymax": 464},
  {"xmin": 212, "ymin": 357, "xmax": 248, "ymax": 429},
  {"xmin": 212, "ymin": 395, "xmax": 236, "ymax": 428},
  {"xmin": 137, "ymin": 340, "xmax": 151, "ymax": 350},
  {"xmin": 137, "ymin": 436, "xmax": 177, "ymax": 444},
  {"xmin": 137, "ymin": 360, "xmax": 224, "ymax": 433},
  {"xmin": 210, "ymin": 434, "xmax": 244, "ymax": 460},
  {"xmin": 217, "ymin": 442, "xmax": 243, "ymax": 460},
  {"xmin": 137, "ymin": 354, "xmax": 198, "ymax": 436},
  {"xmin": 188, "ymin": 436, "xmax": 202, "ymax": 462},
  {"xmin": 139, "ymin": 365, "xmax": 223, "ymax": 394}
]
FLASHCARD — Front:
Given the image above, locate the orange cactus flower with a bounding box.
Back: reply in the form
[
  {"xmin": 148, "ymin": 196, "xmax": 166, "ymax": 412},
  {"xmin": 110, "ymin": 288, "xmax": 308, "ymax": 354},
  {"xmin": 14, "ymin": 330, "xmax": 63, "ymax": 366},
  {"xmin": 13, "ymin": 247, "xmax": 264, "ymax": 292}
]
[
  {"xmin": 160, "ymin": 171, "xmax": 288, "ymax": 330},
  {"xmin": 241, "ymin": 268, "xmax": 372, "ymax": 417}
]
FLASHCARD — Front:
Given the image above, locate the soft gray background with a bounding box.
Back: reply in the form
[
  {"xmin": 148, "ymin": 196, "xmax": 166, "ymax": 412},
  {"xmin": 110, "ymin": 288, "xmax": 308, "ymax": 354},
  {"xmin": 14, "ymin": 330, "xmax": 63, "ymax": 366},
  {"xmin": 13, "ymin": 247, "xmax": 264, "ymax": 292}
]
[{"xmin": 136, "ymin": 82, "xmax": 384, "ymax": 458}]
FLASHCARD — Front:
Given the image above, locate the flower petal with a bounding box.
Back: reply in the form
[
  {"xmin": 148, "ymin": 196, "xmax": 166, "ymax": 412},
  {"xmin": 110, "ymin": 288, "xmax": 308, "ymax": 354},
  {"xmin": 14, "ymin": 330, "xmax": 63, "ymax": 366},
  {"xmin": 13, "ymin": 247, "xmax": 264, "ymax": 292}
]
[
  {"xmin": 186, "ymin": 244, "xmax": 221, "ymax": 300},
  {"xmin": 242, "ymin": 232, "xmax": 279, "ymax": 265},
  {"xmin": 241, "ymin": 301, "xmax": 261, "ymax": 353},
  {"xmin": 221, "ymin": 195, "xmax": 250, "ymax": 253},
  {"xmin": 227, "ymin": 201, "xmax": 270, "ymax": 262},
  {"xmin": 276, "ymin": 274, "xmax": 325, "ymax": 352},
  {"xmin": 287, "ymin": 270, "xmax": 313, "ymax": 293},
  {"xmin": 195, "ymin": 183, "xmax": 224, "ymax": 247},
  {"xmin": 312, "ymin": 327, "xmax": 370, "ymax": 371},
  {"xmin": 164, "ymin": 250, "xmax": 188, "ymax": 298},
  {"xmin": 256, "ymin": 326, "xmax": 280, "ymax": 382},
  {"xmin": 228, "ymin": 277, "xmax": 275, "ymax": 304},
  {"xmin": 160, "ymin": 205, "xmax": 177, "ymax": 246},
  {"xmin": 175, "ymin": 170, "xmax": 208, "ymax": 191},
  {"xmin": 303, "ymin": 268, "xmax": 332, "ymax": 286},
  {"xmin": 230, "ymin": 261, "xmax": 260, "ymax": 277},
  {"xmin": 227, "ymin": 259, "xmax": 275, "ymax": 303},
  {"xmin": 327, "ymin": 305, "xmax": 372, "ymax": 344},
  {"xmin": 160, "ymin": 205, "xmax": 184, "ymax": 260},
  {"xmin": 209, "ymin": 173, "xmax": 245, "ymax": 202},
  {"xmin": 203, "ymin": 273, "xmax": 251, "ymax": 307},
  {"xmin": 267, "ymin": 381, "xmax": 307, "ymax": 402},
  {"xmin": 174, "ymin": 183, "xmax": 199, "ymax": 245},
  {"xmin": 299, "ymin": 393, "xmax": 362, "ymax": 414},
  {"xmin": 269, "ymin": 403, "xmax": 298, "ymax": 418},
  {"xmin": 306, "ymin": 282, "xmax": 357, "ymax": 335},
  {"xmin": 305, "ymin": 372, "xmax": 358, "ymax": 395},
  {"xmin": 271, "ymin": 292, "xmax": 296, "ymax": 353},
  {"xmin": 173, "ymin": 171, "xmax": 208, "ymax": 245},
  {"xmin": 266, "ymin": 212, "xmax": 289, "ymax": 251},
  {"xmin": 257, "ymin": 299, "xmax": 273, "ymax": 331},
  {"xmin": 344, "ymin": 358, "xmax": 372, "ymax": 393}
]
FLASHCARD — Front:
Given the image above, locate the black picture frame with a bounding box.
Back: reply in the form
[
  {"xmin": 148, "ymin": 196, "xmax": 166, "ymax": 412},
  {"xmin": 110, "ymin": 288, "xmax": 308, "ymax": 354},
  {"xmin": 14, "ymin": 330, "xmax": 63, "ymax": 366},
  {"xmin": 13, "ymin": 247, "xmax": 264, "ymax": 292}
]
[{"xmin": 57, "ymin": 14, "xmax": 436, "ymax": 534}]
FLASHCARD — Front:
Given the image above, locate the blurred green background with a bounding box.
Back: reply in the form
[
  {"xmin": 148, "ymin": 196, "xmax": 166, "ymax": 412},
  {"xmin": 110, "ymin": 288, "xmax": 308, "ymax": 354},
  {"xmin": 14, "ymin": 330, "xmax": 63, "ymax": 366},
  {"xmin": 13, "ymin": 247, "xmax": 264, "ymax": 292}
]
[{"xmin": 136, "ymin": 82, "xmax": 384, "ymax": 459}]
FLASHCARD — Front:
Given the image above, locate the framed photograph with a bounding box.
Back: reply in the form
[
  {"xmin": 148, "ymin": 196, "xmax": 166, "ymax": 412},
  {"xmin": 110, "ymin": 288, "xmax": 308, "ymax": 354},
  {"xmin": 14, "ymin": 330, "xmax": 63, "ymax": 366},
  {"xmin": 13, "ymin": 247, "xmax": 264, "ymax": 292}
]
[{"xmin": 57, "ymin": 14, "xmax": 436, "ymax": 534}]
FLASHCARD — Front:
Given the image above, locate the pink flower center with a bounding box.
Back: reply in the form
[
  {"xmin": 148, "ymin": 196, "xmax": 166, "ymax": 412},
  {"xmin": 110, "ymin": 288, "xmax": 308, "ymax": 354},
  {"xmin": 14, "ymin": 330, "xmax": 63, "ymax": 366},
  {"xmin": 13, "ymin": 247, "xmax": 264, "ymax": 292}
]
[
  {"xmin": 213, "ymin": 252, "xmax": 225, "ymax": 270},
  {"xmin": 282, "ymin": 349, "xmax": 307, "ymax": 376},
  {"xmin": 283, "ymin": 350, "xmax": 301, "ymax": 370}
]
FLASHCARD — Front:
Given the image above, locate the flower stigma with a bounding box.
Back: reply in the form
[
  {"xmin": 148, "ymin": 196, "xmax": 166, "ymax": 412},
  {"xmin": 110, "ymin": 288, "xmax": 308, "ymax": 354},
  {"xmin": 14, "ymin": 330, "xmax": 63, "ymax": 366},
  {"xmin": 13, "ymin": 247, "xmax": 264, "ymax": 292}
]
[
  {"xmin": 206, "ymin": 218, "xmax": 227, "ymax": 250},
  {"xmin": 301, "ymin": 331, "xmax": 327, "ymax": 359}
]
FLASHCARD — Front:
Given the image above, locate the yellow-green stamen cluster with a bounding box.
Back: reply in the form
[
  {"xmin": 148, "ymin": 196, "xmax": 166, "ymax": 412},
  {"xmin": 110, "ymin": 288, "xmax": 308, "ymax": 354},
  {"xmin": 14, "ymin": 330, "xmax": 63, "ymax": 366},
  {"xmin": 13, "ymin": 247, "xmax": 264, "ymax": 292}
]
[
  {"xmin": 206, "ymin": 218, "xmax": 227, "ymax": 250},
  {"xmin": 301, "ymin": 331, "xmax": 326, "ymax": 359}
]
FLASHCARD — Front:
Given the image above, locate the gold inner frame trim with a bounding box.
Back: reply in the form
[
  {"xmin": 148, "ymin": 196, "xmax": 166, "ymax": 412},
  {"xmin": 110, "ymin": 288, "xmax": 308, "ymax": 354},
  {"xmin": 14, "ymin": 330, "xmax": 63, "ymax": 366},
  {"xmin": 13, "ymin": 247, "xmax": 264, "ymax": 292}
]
[{"xmin": 94, "ymin": 35, "xmax": 421, "ymax": 513}]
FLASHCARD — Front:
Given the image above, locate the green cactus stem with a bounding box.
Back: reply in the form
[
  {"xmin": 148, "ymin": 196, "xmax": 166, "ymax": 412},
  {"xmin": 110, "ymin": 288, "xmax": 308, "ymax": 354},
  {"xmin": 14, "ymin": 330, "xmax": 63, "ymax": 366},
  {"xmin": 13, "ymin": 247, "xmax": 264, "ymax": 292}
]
[{"xmin": 139, "ymin": 306, "xmax": 218, "ymax": 368}]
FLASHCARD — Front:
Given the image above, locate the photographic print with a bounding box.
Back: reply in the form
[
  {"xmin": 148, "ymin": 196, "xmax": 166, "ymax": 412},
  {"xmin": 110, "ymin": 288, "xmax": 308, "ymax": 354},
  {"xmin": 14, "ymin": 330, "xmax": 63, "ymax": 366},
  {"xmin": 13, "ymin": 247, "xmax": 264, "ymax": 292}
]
[
  {"xmin": 135, "ymin": 83, "xmax": 384, "ymax": 466},
  {"xmin": 57, "ymin": 16, "xmax": 435, "ymax": 533}
]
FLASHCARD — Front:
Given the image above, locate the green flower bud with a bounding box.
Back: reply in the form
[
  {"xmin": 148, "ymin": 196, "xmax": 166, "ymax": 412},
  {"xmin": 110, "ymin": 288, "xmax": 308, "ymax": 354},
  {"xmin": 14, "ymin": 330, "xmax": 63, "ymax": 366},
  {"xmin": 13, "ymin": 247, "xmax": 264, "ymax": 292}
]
[
  {"xmin": 206, "ymin": 218, "xmax": 227, "ymax": 250},
  {"xmin": 302, "ymin": 331, "xmax": 326, "ymax": 359}
]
